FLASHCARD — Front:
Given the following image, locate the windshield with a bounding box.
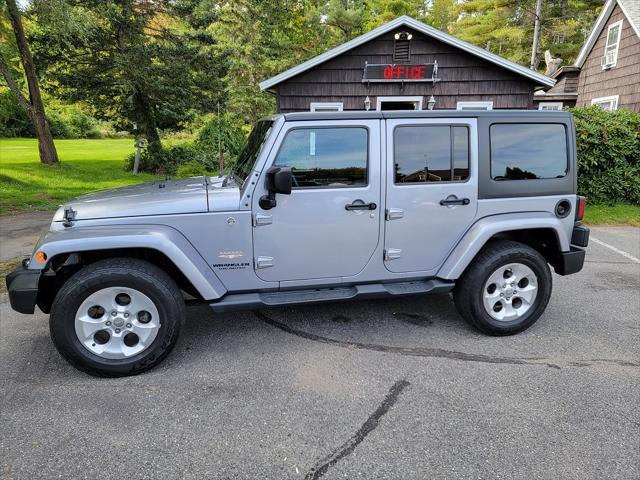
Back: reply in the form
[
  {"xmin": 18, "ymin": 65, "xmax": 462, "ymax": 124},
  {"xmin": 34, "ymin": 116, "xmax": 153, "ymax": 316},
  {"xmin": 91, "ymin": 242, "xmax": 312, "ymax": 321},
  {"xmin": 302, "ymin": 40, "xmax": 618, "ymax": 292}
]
[{"xmin": 232, "ymin": 120, "xmax": 274, "ymax": 187}]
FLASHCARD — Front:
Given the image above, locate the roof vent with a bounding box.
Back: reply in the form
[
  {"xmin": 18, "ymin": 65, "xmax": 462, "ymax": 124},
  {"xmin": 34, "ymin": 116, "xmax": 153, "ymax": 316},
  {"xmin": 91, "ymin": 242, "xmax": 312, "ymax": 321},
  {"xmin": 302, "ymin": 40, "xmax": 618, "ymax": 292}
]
[{"xmin": 393, "ymin": 31, "xmax": 412, "ymax": 63}]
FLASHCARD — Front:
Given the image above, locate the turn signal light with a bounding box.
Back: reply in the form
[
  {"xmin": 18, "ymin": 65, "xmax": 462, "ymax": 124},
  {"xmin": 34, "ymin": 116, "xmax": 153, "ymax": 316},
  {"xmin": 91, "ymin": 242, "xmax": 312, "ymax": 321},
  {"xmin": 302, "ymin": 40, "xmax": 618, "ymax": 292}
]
[
  {"xmin": 34, "ymin": 251, "xmax": 47, "ymax": 263},
  {"xmin": 576, "ymin": 196, "xmax": 586, "ymax": 221}
]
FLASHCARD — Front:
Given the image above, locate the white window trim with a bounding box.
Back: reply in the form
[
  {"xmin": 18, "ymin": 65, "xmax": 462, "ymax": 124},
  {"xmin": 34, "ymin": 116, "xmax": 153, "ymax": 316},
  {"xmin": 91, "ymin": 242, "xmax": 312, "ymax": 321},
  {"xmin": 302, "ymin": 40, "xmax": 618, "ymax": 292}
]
[
  {"xmin": 591, "ymin": 95, "xmax": 619, "ymax": 110},
  {"xmin": 538, "ymin": 102, "xmax": 564, "ymax": 111},
  {"xmin": 456, "ymin": 101, "xmax": 493, "ymax": 110},
  {"xmin": 376, "ymin": 96, "xmax": 423, "ymax": 111},
  {"xmin": 602, "ymin": 20, "xmax": 623, "ymax": 69},
  {"xmin": 310, "ymin": 102, "xmax": 343, "ymax": 112}
]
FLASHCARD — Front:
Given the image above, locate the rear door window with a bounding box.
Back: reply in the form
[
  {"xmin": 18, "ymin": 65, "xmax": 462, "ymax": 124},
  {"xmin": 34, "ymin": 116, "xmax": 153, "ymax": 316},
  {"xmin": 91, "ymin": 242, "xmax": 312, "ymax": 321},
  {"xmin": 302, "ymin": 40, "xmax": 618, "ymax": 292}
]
[
  {"xmin": 394, "ymin": 125, "xmax": 470, "ymax": 183},
  {"xmin": 490, "ymin": 124, "xmax": 568, "ymax": 180}
]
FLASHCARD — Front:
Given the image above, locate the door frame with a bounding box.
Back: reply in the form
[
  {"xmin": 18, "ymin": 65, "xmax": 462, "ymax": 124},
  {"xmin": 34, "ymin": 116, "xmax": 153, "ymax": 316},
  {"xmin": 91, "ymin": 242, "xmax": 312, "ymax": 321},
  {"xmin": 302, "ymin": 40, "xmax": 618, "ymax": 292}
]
[
  {"xmin": 250, "ymin": 118, "xmax": 383, "ymax": 286},
  {"xmin": 382, "ymin": 117, "xmax": 479, "ymax": 273}
]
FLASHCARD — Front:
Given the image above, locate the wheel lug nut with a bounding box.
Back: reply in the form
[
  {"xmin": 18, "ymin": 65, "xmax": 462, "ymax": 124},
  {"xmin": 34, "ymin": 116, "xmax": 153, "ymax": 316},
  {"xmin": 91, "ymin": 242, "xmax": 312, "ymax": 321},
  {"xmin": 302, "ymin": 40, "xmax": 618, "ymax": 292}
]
[
  {"xmin": 500, "ymin": 293, "xmax": 504, "ymax": 297},
  {"xmin": 105, "ymin": 320, "xmax": 112, "ymax": 326},
  {"xmin": 111, "ymin": 311, "xmax": 117, "ymax": 316},
  {"xmin": 126, "ymin": 323, "xmax": 132, "ymax": 329},
  {"xmin": 115, "ymin": 328, "xmax": 121, "ymax": 333},
  {"xmin": 124, "ymin": 312, "xmax": 129, "ymax": 318}
]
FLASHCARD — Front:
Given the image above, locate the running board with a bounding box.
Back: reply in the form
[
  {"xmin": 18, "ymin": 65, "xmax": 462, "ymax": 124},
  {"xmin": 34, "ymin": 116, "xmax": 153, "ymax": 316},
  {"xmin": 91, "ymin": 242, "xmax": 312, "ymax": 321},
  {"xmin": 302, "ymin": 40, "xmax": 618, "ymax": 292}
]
[{"xmin": 209, "ymin": 279, "xmax": 454, "ymax": 313}]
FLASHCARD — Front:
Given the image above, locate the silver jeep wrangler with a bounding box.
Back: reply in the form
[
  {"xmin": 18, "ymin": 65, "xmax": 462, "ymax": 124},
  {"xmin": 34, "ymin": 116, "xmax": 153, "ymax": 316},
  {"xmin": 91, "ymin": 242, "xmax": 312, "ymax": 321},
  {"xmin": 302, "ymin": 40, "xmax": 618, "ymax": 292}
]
[{"xmin": 6, "ymin": 111, "xmax": 590, "ymax": 376}]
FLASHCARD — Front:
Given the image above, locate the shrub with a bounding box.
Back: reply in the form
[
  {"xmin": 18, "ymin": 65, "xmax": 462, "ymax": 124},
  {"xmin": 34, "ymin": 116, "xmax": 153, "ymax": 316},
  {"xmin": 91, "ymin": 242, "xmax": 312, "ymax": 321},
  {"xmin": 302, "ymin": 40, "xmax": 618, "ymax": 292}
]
[
  {"xmin": 0, "ymin": 91, "xmax": 103, "ymax": 139},
  {"xmin": 125, "ymin": 114, "xmax": 248, "ymax": 175},
  {"xmin": 195, "ymin": 113, "xmax": 246, "ymax": 162},
  {"xmin": 572, "ymin": 106, "xmax": 640, "ymax": 204},
  {"xmin": 124, "ymin": 141, "xmax": 219, "ymax": 175},
  {"xmin": 47, "ymin": 105, "xmax": 101, "ymax": 138},
  {"xmin": 0, "ymin": 90, "xmax": 33, "ymax": 137},
  {"xmin": 175, "ymin": 160, "xmax": 212, "ymax": 178}
]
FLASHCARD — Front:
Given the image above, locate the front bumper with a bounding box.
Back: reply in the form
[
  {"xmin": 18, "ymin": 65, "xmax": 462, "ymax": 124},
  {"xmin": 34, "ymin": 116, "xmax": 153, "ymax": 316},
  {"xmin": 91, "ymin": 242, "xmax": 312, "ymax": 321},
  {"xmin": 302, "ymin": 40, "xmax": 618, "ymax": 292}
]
[{"xmin": 5, "ymin": 261, "xmax": 40, "ymax": 314}]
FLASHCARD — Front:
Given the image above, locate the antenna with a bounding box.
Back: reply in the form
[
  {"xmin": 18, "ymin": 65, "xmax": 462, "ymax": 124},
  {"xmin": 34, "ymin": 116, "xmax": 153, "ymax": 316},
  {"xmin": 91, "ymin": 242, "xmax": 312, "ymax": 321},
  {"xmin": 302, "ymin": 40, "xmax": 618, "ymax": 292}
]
[{"xmin": 217, "ymin": 102, "xmax": 223, "ymax": 176}]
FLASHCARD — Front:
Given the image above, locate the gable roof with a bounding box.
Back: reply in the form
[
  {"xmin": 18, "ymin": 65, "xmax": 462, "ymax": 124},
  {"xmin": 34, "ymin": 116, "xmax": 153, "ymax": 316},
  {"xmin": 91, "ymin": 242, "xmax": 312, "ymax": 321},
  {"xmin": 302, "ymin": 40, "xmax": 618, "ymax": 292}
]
[
  {"xmin": 575, "ymin": 0, "xmax": 640, "ymax": 68},
  {"xmin": 260, "ymin": 15, "xmax": 554, "ymax": 90}
]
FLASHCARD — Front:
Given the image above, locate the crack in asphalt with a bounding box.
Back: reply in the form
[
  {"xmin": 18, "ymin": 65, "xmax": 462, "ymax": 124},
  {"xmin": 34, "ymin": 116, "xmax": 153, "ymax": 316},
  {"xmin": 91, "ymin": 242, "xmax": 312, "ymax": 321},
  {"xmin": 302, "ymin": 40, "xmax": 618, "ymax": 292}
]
[
  {"xmin": 254, "ymin": 311, "xmax": 639, "ymax": 370},
  {"xmin": 304, "ymin": 379, "xmax": 410, "ymax": 480}
]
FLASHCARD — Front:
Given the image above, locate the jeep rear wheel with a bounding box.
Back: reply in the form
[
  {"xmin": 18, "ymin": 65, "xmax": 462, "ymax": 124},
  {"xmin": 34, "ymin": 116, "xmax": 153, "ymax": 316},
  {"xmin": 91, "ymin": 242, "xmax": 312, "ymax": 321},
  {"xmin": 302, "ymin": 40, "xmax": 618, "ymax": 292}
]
[
  {"xmin": 453, "ymin": 240, "xmax": 552, "ymax": 335},
  {"xmin": 50, "ymin": 258, "xmax": 185, "ymax": 377}
]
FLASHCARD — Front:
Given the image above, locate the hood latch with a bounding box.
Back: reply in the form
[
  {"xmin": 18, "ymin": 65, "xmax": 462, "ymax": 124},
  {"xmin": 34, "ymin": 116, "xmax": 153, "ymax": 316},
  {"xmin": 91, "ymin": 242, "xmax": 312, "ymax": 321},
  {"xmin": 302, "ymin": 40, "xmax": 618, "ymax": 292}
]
[{"xmin": 62, "ymin": 207, "xmax": 77, "ymax": 227}]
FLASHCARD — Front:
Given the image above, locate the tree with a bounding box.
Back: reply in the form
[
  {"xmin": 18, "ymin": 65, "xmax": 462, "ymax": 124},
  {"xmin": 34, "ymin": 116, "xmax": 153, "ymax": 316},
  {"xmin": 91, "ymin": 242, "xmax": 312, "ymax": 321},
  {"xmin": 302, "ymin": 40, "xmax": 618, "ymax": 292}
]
[
  {"xmin": 207, "ymin": 0, "xmax": 306, "ymax": 125},
  {"xmin": 33, "ymin": 0, "xmax": 228, "ymax": 154},
  {"xmin": 426, "ymin": 0, "xmax": 458, "ymax": 31},
  {"xmin": 0, "ymin": 0, "xmax": 59, "ymax": 164}
]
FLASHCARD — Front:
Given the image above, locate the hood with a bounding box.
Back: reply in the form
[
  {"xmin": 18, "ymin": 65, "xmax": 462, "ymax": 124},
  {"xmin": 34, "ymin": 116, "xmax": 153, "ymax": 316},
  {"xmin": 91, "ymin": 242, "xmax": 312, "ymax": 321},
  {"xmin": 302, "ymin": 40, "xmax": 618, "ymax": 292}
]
[{"xmin": 54, "ymin": 177, "xmax": 209, "ymax": 221}]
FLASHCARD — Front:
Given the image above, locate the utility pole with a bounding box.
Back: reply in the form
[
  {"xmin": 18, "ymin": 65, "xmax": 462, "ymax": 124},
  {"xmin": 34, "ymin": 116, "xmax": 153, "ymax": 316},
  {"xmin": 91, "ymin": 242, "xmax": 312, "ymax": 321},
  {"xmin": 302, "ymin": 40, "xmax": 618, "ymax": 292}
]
[{"xmin": 530, "ymin": 0, "xmax": 544, "ymax": 70}]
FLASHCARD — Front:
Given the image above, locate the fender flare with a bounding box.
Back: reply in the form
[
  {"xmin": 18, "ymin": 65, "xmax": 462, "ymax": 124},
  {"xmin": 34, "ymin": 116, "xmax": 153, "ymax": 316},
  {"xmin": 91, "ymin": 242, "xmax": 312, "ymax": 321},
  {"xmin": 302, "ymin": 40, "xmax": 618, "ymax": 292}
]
[
  {"xmin": 437, "ymin": 212, "xmax": 571, "ymax": 280},
  {"xmin": 30, "ymin": 224, "xmax": 227, "ymax": 300}
]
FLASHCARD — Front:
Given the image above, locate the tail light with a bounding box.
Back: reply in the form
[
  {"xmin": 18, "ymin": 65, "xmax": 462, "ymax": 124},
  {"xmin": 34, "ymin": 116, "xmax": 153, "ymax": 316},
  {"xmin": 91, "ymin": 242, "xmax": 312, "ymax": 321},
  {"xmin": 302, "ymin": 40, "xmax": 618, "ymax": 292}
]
[{"xmin": 576, "ymin": 196, "xmax": 586, "ymax": 221}]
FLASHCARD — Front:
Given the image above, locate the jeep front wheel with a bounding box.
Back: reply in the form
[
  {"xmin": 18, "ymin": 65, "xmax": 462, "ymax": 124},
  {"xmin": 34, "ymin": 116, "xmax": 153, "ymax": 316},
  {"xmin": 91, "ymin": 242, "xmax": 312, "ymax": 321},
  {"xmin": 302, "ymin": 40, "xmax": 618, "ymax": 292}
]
[
  {"xmin": 50, "ymin": 258, "xmax": 185, "ymax": 377},
  {"xmin": 453, "ymin": 240, "xmax": 552, "ymax": 335}
]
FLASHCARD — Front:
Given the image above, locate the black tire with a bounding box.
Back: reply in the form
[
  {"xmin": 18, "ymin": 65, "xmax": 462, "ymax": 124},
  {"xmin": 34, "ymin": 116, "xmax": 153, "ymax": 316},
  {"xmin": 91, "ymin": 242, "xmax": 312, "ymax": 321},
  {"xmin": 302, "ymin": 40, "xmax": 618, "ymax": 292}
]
[
  {"xmin": 50, "ymin": 258, "xmax": 185, "ymax": 377},
  {"xmin": 453, "ymin": 239, "xmax": 552, "ymax": 335}
]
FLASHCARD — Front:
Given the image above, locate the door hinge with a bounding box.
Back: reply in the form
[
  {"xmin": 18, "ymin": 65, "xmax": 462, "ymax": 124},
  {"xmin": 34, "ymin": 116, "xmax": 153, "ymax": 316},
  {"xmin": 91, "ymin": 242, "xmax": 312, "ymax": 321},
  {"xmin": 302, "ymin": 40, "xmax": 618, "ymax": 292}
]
[
  {"xmin": 253, "ymin": 213, "xmax": 272, "ymax": 227},
  {"xmin": 255, "ymin": 256, "xmax": 274, "ymax": 269},
  {"xmin": 384, "ymin": 248, "xmax": 402, "ymax": 261},
  {"xmin": 386, "ymin": 208, "xmax": 404, "ymax": 221}
]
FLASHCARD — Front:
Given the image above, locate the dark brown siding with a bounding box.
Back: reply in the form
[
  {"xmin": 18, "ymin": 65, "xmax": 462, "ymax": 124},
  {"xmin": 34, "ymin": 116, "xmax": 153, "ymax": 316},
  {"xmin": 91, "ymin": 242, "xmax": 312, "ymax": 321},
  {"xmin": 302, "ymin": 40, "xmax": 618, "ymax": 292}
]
[
  {"xmin": 576, "ymin": 4, "xmax": 640, "ymax": 111},
  {"xmin": 273, "ymin": 27, "xmax": 540, "ymax": 112}
]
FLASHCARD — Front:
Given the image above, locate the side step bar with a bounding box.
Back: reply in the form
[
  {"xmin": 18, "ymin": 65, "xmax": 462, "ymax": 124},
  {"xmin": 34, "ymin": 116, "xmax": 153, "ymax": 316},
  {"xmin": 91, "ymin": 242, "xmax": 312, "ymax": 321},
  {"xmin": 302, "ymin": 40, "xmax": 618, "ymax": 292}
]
[{"xmin": 209, "ymin": 279, "xmax": 454, "ymax": 313}]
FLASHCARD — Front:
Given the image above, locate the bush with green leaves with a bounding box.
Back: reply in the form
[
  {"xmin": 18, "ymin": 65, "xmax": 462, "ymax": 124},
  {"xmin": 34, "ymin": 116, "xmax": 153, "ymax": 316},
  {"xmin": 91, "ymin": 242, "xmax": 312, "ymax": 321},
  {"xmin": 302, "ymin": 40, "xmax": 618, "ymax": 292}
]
[
  {"xmin": 0, "ymin": 90, "xmax": 103, "ymax": 139},
  {"xmin": 124, "ymin": 141, "xmax": 219, "ymax": 175},
  {"xmin": 0, "ymin": 90, "xmax": 33, "ymax": 137},
  {"xmin": 125, "ymin": 114, "xmax": 247, "ymax": 175},
  {"xmin": 195, "ymin": 113, "xmax": 246, "ymax": 162},
  {"xmin": 572, "ymin": 106, "xmax": 640, "ymax": 205}
]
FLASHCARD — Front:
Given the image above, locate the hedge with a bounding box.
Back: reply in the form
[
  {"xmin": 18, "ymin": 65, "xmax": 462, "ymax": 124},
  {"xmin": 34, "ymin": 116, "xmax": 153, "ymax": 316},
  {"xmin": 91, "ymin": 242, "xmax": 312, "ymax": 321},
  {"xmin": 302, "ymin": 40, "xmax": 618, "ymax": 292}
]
[{"xmin": 572, "ymin": 106, "xmax": 640, "ymax": 205}]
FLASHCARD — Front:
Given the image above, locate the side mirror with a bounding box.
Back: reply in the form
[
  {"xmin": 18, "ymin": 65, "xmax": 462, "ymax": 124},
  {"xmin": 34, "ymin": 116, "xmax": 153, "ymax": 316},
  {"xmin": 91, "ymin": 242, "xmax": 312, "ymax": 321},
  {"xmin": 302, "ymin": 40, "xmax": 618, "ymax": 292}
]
[
  {"xmin": 266, "ymin": 166, "xmax": 292, "ymax": 195},
  {"xmin": 260, "ymin": 166, "xmax": 292, "ymax": 210}
]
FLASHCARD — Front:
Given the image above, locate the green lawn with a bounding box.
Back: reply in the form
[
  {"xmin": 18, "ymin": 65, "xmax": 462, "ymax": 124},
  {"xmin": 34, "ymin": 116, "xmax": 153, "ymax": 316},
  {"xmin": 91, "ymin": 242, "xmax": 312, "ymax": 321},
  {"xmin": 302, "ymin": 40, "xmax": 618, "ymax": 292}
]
[
  {"xmin": 584, "ymin": 204, "xmax": 640, "ymax": 227},
  {"xmin": 0, "ymin": 138, "xmax": 159, "ymax": 214}
]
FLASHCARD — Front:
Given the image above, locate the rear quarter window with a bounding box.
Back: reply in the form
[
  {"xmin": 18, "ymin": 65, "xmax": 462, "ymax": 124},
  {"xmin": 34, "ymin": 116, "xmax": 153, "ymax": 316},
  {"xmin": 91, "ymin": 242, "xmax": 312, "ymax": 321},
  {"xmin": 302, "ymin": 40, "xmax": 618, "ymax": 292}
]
[{"xmin": 490, "ymin": 123, "xmax": 568, "ymax": 180}]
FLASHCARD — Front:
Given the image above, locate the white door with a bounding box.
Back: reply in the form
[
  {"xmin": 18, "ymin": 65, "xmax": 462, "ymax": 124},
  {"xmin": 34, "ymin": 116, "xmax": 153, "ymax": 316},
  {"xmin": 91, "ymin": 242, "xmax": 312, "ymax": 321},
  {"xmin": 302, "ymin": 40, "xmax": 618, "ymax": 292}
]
[
  {"xmin": 384, "ymin": 118, "xmax": 478, "ymax": 273},
  {"xmin": 252, "ymin": 120, "xmax": 382, "ymax": 282}
]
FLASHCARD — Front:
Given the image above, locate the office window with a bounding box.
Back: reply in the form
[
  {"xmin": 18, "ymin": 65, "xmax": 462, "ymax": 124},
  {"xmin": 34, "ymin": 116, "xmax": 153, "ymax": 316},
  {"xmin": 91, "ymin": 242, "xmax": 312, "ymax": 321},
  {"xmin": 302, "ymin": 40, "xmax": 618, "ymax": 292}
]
[
  {"xmin": 591, "ymin": 95, "xmax": 619, "ymax": 111},
  {"xmin": 457, "ymin": 101, "xmax": 493, "ymax": 110}
]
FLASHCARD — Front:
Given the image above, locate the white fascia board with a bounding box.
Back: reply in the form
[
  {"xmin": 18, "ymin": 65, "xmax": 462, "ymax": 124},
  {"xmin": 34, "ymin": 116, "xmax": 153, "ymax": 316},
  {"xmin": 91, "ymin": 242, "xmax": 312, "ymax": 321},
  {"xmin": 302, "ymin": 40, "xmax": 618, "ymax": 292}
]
[
  {"xmin": 618, "ymin": 0, "xmax": 640, "ymax": 38},
  {"xmin": 575, "ymin": 0, "xmax": 617, "ymax": 68},
  {"xmin": 260, "ymin": 15, "xmax": 555, "ymax": 90}
]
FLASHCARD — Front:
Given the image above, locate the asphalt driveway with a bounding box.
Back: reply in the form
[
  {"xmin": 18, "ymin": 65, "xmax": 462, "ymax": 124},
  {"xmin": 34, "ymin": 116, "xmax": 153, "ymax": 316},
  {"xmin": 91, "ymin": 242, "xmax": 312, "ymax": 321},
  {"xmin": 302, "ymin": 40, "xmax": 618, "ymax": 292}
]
[{"xmin": 1, "ymin": 225, "xmax": 638, "ymax": 479}]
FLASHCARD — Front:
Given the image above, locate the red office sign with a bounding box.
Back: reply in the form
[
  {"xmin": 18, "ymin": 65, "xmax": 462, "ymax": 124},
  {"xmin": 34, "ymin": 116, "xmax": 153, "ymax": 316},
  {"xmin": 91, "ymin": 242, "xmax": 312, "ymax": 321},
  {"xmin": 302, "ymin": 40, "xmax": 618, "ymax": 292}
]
[{"xmin": 362, "ymin": 62, "xmax": 438, "ymax": 82}]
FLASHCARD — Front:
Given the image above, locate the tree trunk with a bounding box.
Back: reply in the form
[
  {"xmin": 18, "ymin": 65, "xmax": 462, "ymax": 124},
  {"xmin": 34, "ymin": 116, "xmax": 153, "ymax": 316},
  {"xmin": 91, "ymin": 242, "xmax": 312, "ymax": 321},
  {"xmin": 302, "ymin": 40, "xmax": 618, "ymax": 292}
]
[
  {"xmin": 5, "ymin": 0, "xmax": 59, "ymax": 165},
  {"xmin": 31, "ymin": 111, "xmax": 59, "ymax": 166},
  {"xmin": 133, "ymin": 88, "xmax": 162, "ymax": 154}
]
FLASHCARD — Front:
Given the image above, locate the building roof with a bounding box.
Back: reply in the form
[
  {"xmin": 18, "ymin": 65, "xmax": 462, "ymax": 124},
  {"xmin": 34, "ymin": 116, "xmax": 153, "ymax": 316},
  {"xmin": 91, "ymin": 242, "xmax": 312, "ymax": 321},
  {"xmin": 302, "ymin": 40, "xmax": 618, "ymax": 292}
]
[
  {"xmin": 260, "ymin": 15, "xmax": 555, "ymax": 90},
  {"xmin": 575, "ymin": 0, "xmax": 640, "ymax": 68}
]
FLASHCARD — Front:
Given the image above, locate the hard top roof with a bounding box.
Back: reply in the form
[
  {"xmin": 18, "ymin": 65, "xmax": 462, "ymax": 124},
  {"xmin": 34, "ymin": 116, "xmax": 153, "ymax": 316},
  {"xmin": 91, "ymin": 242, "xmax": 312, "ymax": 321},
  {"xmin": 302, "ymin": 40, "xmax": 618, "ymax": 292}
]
[{"xmin": 276, "ymin": 110, "xmax": 572, "ymax": 122}]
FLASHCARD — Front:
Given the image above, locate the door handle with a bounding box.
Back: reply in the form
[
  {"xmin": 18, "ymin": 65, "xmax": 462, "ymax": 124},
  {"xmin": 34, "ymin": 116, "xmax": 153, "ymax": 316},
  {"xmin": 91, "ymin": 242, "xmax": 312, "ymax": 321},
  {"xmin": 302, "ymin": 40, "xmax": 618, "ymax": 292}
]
[
  {"xmin": 439, "ymin": 197, "xmax": 470, "ymax": 206},
  {"xmin": 345, "ymin": 201, "xmax": 377, "ymax": 211}
]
